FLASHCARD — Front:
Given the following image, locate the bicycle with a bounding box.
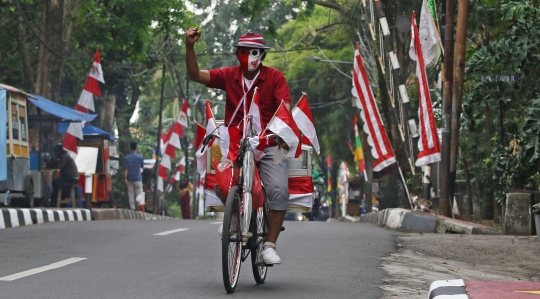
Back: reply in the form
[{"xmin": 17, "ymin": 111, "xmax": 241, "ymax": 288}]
[{"xmin": 201, "ymin": 118, "xmax": 275, "ymax": 293}]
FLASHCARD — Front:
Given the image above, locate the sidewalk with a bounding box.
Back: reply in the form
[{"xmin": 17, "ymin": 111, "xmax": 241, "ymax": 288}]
[
  {"xmin": 351, "ymin": 208, "xmax": 502, "ymax": 235},
  {"xmin": 430, "ymin": 279, "xmax": 540, "ymax": 298}
]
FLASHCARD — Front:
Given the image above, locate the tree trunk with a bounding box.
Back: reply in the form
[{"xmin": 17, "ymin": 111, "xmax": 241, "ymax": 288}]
[
  {"xmin": 99, "ymin": 92, "xmax": 116, "ymax": 133},
  {"xmin": 461, "ymin": 151, "xmax": 473, "ymax": 216},
  {"xmin": 14, "ymin": 24, "xmax": 35, "ymax": 92},
  {"xmin": 34, "ymin": 0, "xmax": 79, "ymax": 102}
]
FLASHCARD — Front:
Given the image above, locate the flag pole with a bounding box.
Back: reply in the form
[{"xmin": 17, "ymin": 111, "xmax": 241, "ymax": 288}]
[{"xmin": 290, "ymin": 92, "xmax": 307, "ymax": 111}]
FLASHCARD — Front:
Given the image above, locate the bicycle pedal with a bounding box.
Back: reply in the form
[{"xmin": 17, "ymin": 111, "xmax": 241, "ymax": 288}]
[{"xmin": 280, "ymin": 226, "xmax": 285, "ymax": 231}]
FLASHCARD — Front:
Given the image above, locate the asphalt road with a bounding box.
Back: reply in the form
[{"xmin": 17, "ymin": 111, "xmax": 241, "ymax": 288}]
[{"xmin": 0, "ymin": 219, "xmax": 401, "ymax": 299}]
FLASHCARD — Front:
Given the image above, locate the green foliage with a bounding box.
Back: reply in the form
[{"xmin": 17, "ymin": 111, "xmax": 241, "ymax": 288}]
[{"xmin": 465, "ymin": 0, "xmax": 540, "ymax": 206}]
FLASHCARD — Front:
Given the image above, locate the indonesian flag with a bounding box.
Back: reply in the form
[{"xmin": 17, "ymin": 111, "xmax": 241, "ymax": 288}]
[
  {"xmin": 248, "ymin": 87, "xmax": 263, "ymax": 134},
  {"xmin": 288, "ymin": 176, "xmax": 314, "ymax": 208},
  {"xmin": 352, "ymin": 43, "xmax": 396, "ymax": 171},
  {"xmin": 62, "ymin": 122, "xmax": 84, "ymax": 155},
  {"xmin": 194, "ymin": 123, "xmax": 207, "ymax": 175},
  {"xmin": 291, "ymin": 93, "xmax": 320, "ymax": 155},
  {"xmin": 219, "ymin": 125, "xmax": 241, "ymax": 162},
  {"xmin": 76, "ymin": 48, "xmax": 104, "ymax": 113},
  {"xmin": 178, "ymin": 100, "xmax": 190, "ymax": 128},
  {"xmin": 353, "ymin": 114, "xmax": 368, "ymax": 179},
  {"xmin": 410, "ymin": 12, "xmax": 441, "ymax": 167},
  {"xmin": 267, "ymin": 102, "xmax": 302, "ymax": 159},
  {"xmin": 63, "ymin": 48, "xmax": 104, "ymax": 155},
  {"xmin": 205, "ymin": 100, "xmax": 217, "ymax": 145}
]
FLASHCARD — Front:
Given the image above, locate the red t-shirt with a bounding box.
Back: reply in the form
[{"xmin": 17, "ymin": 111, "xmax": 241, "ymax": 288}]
[{"xmin": 207, "ymin": 65, "xmax": 290, "ymax": 128}]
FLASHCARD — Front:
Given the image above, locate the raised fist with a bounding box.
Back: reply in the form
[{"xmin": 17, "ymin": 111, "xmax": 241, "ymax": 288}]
[{"xmin": 186, "ymin": 27, "xmax": 201, "ymax": 46}]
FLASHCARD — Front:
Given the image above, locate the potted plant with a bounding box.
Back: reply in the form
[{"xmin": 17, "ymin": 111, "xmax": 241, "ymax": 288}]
[{"xmin": 533, "ymin": 203, "xmax": 540, "ymax": 240}]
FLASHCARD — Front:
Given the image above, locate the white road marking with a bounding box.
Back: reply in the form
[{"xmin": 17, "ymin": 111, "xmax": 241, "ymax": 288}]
[
  {"xmin": 210, "ymin": 222, "xmax": 222, "ymax": 225},
  {"xmin": 0, "ymin": 257, "xmax": 87, "ymax": 281},
  {"xmin": 154, "ymin": 228, "xmax": 190, "ymax": 236}
]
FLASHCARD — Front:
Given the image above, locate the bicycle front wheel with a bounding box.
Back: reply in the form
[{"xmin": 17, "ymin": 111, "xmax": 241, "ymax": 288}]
[
  {"xmin": 251, "ymin": 204, "xmax": 268, "ymax": 284},
  {"xmin": 222, "ymin": 186, "xmax": 242, "ymax": 293}
]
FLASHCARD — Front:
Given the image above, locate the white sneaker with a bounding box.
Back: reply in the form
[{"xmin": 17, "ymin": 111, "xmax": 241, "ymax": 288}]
[
  {"xmin": 262, "ymin": 247, "xmax": 282, "ymax": 264},
  {"xmin": 218, "ymin": 222, "xmax": 223, "ymax": 236}
]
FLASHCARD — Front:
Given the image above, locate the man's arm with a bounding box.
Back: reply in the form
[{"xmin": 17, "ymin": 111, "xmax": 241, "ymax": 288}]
[
  {"xmin": 186, "ymin": 27, "xmax": 211, "ymax": 85},
  {"xmin": 124, "ymin": 169, "xmax": 128, "ymax": 184}
]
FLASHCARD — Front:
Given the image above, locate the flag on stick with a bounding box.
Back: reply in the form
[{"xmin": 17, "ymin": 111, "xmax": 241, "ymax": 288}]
[
  {"xmin": 248, "ymin": 87, "xmax": 263, "ymax": 134},
  {"xmin": 178, "ymin": 100, "xmax": 190, "ymax": 128},
  {"xmin": 292, "ymin": 93, "xmax": 320, "ymax": 155},
  {"xmin": 352, "ymin": 43, "xmax": 396, "ymax": 171},
  {"xmin": 410, "ymin": 11, "xmax": 441, "ymax": 166},
  {"xmin": 267, "ymin": 102, "xmax": 302, "ymax": 159},
  {"xmin": 194, "ymin": 123, "xmax": 207, "ymax": 175}
]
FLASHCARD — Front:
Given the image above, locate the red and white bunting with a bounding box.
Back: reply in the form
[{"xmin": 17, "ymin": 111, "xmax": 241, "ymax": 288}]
[
  {"xmin": 76, "ymin": 48, "xmax": 104, "ymax": 113},
  {"xmin": 267, "ymin": 102, "xmax": 302, "ymax": 159},
  {"xmin": 248, "ymin": 87, "xmax": 263, "ymax": 134},
  {"xmin": 178, "ymin": 100, "xmax": 190, "ymax": 128},
  {"xmin": 410, "ymin": 12, "xmax": 441, "ymax": 167},
  {"xmin": 352, "ymin": 43, "xmax": 396, "ymax": 171},
  {"xmin": 164, "ymin": 123, "xmax": 183, "ymax": 158},
  {"xmin": 174, "ymin": 156, "xmax": 186, "ymax": 180},
  {"xmin": 291, "ymin": 93, "xmax": 320, "ymax": 155},
  {"xmin": 62, "ymin": 122, "xmax": 84, "ymax": 155}
]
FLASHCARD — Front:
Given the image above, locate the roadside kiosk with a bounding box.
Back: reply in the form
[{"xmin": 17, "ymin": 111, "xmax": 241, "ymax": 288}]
[
  {"xmin": 58, "ymin": 123, "xmax": 115, "ymax": 207},
  {"xmin": 0, "ymin": 83, "xmax": 97, "ymax": 207}
]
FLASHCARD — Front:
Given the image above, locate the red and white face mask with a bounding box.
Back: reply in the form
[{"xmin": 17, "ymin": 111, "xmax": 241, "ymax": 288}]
[{"xmin": 236, "ymin": 48, "xmax": 264, "ymax": 71}]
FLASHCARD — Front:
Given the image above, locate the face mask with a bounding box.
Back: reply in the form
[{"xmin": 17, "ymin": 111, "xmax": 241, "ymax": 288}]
[{"xmin": 237, "ymin": 48, "xmax": 264, "ymax": 71}]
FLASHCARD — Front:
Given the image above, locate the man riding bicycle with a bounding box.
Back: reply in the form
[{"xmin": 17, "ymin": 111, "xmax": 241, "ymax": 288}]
[{"xmin": 186, "ymin": 28, "xmax": 290, "ymax": 264}]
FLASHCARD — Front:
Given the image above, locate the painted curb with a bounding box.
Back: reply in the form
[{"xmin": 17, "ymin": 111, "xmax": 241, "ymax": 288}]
[
  {"xmin": 428, "ymin": 279, "xmax": 469, "ymax": 298},
  {"xmin": 359, "ymin": 208, "xmax": 501, "ymax": 235},
  {"xmin": 90, "ymin": 209, "xmax": 177, "ymax": 221},
  {"xmin": 0, "ymin": 208, "xmax": 91, "ymax": 229}
]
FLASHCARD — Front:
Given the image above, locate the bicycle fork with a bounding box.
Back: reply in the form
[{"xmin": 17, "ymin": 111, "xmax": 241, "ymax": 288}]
[{"xmin": 241, "ymin": 149, "xmax": 254, "ymax": 244}]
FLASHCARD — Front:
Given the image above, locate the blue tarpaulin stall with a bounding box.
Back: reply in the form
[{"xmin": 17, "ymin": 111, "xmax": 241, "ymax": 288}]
[{"xmin": 58, "ymin": 122, "xmax": 116, "ymax": 140}]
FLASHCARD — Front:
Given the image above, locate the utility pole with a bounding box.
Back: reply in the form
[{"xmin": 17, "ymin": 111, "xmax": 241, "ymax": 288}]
[
  {"xmin": 439, "ymin": 0, "xmax": 455, "ymax": 217},
  {"xmin": 450, "ymin": 0, "xmax": 469, "ymax": 214},
  {"xmin": 153, "ymin": 38, "xmax": 168, "ymax": 215}
]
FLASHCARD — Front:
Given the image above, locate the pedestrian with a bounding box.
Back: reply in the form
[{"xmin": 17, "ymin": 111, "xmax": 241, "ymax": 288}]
[
  {"xmin": 47, "ymin": 144, "xmax": 79, "ymax": 207},
  {"xmin": 176, "ymin": 175, "xmax": 194, "ymax": 219},
  {"xmin": 123, "ymin": 141, "xmax": 144, "ymax": 211}
]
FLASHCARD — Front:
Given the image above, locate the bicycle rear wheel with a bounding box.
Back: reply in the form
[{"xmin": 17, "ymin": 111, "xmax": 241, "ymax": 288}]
[
  {"xmin": 222, "ymin": 186, "xmax": 242, "ymax": 293},
  {"xmin": 251, "ymin": 204, "xmax": 268, "ymax": 284}
]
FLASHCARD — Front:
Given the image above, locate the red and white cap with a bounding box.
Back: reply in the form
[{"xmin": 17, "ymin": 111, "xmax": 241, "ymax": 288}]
[{"xmin": 234, "ymin": 30, "xmax": 270, "ymax": 49}]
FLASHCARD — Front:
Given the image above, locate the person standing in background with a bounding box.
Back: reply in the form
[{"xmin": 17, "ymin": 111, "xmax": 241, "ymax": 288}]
[
  {"xmin": 123, "ymin": 142, "xmax": 144, "ymax": 210},
  {"xmin": 176, "ymin": 175, "xmax": 194, "ymax": 219}
]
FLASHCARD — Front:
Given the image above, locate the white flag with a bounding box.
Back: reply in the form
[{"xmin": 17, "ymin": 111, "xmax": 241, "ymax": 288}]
[{"xmin": 410, "ymin": 0, "xmax": 443, "ymax": 67}]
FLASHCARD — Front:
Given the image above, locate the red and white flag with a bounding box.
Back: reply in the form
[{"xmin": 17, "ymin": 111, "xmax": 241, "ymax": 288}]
[
  {"xmin": 248, "ymin": 135, "xmax": 268, "ymax": 162},
  {"xmin": 352, "ymin": 43, "xmax": 396, "ymax": 171},
  {"xmin": 63, "ymin": 48, "xmax": 104, "ymax": 155},
  {"xmin": 178, "ymin": 100, "xmax": 190, "ymax": 128},
  {"xmin": 291, "ymin": 93, "xmax": 320, "ymax": 155},
  {"xmin": 195, "ymin": 123, "xmax": 207, "ymax": 175},
  {"xmin": 174, "ymin": 156, "xmax": 186, "ymax": 180},
  {"xmin": 267, "ymin": 102, "xmax": 302, "ymax": 159},
  {"xmin": 76, "ymin": 48, "xmax": 104, "ymax": 113},
  {"xmin": 219, "ymin": 125, "xmax": 241, "ymax": 162},
  {"xmin": 248, "ymin": 87, "xmax": 263, "ymax": 134},
  {"xmin": 410, "ymin": 12, "xmax": 441, "ymax": 166},
  {"xmin": 205, "ymin": 100, "xmax": 217, "ymax": 145},
  {"xmin": 164, "ymin": 123, "xmax": 183, "ymax": 158},
  {"xmin": 62, "ymin": 122, "xmax": 84, "ymax": 155}
]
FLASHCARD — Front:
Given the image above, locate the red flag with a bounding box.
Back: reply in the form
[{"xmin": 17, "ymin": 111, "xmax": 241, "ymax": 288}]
[
  {"xmin": 410, "ymin": 12, "xmax": 441, "ymax": 166},
  {"xmin": 352, "ymin": 43, "xmax": 396, "ymax": 171},
  {"xmin": 267, "ymin": 102, "xmax": 302, "ymax": 159},
  {"xmin": 291, "ymin": 94, "xmax": 320, "ymax": 154}
]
